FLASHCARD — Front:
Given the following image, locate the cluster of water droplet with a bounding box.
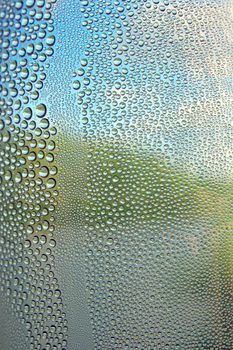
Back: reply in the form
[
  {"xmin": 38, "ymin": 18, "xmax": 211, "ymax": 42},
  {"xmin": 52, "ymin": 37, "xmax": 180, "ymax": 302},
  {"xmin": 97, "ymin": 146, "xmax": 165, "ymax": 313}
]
[
  {"xmin": 0, "ymin": 0, "xmax": 67, "ymax": 349},
  {"xmin": 71, "ymin": 0, "xmax": 233, "ymax": 348},
  {"xmin": 73, "ymin": 0, "xmax": 232, "ymax": 178}
]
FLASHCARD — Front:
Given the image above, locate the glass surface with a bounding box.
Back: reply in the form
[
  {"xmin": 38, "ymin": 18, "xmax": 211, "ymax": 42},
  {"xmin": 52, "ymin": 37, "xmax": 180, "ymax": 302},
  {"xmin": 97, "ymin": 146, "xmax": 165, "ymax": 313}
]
[{"xmin": 0, "ymin": 0, "xmax": 232, "ymax": 349}]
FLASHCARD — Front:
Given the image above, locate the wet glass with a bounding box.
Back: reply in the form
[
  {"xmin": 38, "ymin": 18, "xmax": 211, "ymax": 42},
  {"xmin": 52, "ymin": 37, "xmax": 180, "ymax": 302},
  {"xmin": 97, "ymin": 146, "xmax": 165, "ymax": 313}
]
[{"xmin": 0, "ymin": 0, "xmax": 232, "ymax": 349}]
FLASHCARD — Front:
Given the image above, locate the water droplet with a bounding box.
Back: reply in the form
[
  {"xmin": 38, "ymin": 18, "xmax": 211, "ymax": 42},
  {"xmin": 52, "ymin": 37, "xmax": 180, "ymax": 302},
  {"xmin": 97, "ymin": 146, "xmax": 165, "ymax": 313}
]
[{"xmin": 35, "ymin": 103, "xmax": 47, "ymax": 118}]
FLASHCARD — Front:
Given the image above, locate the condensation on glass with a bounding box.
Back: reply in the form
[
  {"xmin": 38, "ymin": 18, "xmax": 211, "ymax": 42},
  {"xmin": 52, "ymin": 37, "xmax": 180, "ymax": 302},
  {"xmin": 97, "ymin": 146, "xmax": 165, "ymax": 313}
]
[{"xmin": 0, "ymin": 0, "xmax": 232, "ymax": 349}]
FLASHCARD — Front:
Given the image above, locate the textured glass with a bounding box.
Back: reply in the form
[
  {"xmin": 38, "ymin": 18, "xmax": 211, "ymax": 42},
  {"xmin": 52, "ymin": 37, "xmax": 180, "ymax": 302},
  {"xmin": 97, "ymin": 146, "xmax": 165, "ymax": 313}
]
[{"xmin": 0, "ymin": 0, "xmax": 232, "ymax": 349}]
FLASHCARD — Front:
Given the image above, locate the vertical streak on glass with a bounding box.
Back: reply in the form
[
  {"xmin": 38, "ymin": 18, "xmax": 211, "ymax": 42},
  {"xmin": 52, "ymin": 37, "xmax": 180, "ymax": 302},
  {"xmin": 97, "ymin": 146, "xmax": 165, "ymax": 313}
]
[{"xmin": 0, "ymin": 0, "xmax": 67, "ymax": 349}]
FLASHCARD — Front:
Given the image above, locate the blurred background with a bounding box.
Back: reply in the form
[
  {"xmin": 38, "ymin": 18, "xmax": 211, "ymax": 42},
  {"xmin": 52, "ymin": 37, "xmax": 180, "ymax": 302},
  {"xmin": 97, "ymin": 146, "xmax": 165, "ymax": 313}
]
[{"xmin": 0, "ymin": 0, "xmax": 232, "ymax": 349}]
